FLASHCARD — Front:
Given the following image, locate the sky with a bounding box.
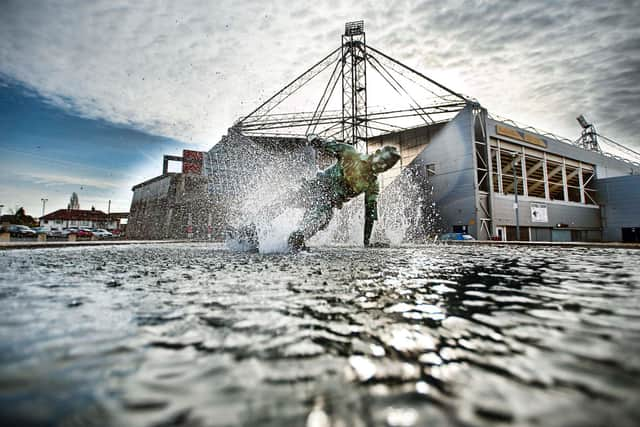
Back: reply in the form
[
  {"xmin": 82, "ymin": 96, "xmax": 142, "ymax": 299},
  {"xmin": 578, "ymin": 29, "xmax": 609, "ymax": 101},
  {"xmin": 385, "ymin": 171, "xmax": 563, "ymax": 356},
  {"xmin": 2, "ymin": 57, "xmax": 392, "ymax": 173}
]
[{"xmin": 1, "ymin": 0, "xmax": 639, "ymax": 216}]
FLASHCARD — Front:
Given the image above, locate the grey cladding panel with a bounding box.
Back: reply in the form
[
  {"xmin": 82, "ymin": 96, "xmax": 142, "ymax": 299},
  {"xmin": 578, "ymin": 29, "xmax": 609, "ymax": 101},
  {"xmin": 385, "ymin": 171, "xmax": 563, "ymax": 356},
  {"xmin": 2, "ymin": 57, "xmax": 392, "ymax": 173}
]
[
  {"xmin": 492, "ymin": 196, "xmax": 600, "ymax": 229},
  {"xmin": 597, "ymin": 176, "xmax": 640, "ymax": 241},
  {"xmin": 409, "ymin": 105, "xmax": 476, "ymax": 230}
]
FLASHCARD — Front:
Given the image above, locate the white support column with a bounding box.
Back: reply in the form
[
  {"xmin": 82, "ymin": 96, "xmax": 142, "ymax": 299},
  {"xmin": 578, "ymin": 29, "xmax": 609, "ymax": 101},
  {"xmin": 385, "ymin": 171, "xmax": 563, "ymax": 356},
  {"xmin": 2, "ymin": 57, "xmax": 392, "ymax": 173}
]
[
  {"xmin": 562, "ymin": 158, "xmax": 569, "ymax": 201},
  {"xmin": 496, "ymin": 140, "xmax": 503, "ymax": 194},
  {"xmin": 487, "ymin": 143, "xmax": 495, "ymax": 193},
  {"xmin": 542, "ymin": 153, "xmax": 549, "ymax": 200},
  {"xmin": 578, "ymin": 162, "xmax": 585, "ymax": 204},
  {"xmin": 521, "ymin": 147, "xmax": 528, "ymax": 197}
]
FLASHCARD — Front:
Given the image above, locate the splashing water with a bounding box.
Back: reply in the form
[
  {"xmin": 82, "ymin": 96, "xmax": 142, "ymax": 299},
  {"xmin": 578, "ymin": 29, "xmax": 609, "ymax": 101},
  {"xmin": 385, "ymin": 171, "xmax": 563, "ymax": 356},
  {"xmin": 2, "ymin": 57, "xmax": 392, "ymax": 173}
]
[
  {"xmin": 226, "ymin": 166, "xmax": 444, "ymax": 251},
  {"xmin": 219, "ymin": 136, "xmax": 444, "ymax": 252},
  {"xmin": 309, "ymin": 195, "xmax": 365, "ymax": 247},
  {"xmin": 372, "ymin": 172, "xmax": 422, "ymax": 246},
  {"xmin": 309, "ymin": 168, "xmax": 444, "ymax": 247},
  {"xmin": 257, "ymin": 208, "xmax": 304, "ymax": 254},
  {"xmin": 371, "ymin": 168, "xmax": 444, "ymax": 246},
  {"xmin": 223, "ymin": 147, "xmax": 312, "ymax": 253}
]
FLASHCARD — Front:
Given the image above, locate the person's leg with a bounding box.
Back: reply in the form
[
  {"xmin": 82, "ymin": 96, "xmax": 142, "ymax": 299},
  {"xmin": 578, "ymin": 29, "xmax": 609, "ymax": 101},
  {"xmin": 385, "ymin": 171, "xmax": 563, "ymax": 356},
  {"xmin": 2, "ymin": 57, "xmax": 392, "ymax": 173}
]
[
  {"xmin": 288, "ymin": 204, "xmax": 334, "ymax": 250},
  {"xmin": 302, "ymin": 205, "xmax": 333, "ymax": 239}
]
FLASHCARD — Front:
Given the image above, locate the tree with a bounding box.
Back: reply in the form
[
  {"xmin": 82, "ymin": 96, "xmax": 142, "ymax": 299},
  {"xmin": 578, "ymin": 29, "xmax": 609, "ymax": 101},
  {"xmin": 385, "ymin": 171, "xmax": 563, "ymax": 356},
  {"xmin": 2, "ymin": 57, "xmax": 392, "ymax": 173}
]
[
  {"xmin": 68, "ymin": 192, "xmax": 80, "ymax": 210},
  {"xmin": 15, "ymin": 207, "xmax": 26, "ymax": 220},
  {"xmin": 0, "ymin": 206, "xmax": 37, "ymax": 226}
]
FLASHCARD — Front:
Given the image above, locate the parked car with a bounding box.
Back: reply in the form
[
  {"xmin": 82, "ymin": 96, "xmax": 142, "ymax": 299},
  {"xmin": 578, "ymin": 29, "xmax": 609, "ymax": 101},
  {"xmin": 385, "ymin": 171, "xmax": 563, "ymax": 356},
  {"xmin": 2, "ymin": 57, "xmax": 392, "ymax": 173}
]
[
  {"xmin": 61, "ymin": 227, "xmax": 92, "ymax": 237},
  {"xmin": 91, "ymin": 228, "xmax": 112, "ymax": 238},
  {"xmin": 62, "ymin": 227, "xmax": 78, "ymax": 236},
  {"xmin": 77, "ymin": 227, "xmax": 94, "ymax": 238},
  {"xmin": 31, "ymin": 226, "xmax": 50, "ymax": 234},
  {"xmin": 438, "ymin": 232, "xmax": 475, "ymax": 241},
  {"xmin": 47, "ymin": 228, "xmax": 65, "ymax": 237},
  {"xmin": 6, "ymin": 224, "xmax": 37, "ymax": 237}
]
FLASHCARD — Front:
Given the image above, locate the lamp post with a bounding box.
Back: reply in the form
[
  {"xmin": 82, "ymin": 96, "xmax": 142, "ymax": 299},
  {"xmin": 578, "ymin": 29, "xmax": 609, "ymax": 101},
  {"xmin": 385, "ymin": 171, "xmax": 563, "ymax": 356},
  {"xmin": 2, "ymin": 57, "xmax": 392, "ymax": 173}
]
[
  {"xmin": 41, "ymin": 198, "xmax": 48, "ymax": 218},
  {"xmin": 0, "ymin": 204, "xmax": 4, "ymax": 216},
  {"xmin": 512, "ymin": 154, "xmax": 520, "ymax": 241}
]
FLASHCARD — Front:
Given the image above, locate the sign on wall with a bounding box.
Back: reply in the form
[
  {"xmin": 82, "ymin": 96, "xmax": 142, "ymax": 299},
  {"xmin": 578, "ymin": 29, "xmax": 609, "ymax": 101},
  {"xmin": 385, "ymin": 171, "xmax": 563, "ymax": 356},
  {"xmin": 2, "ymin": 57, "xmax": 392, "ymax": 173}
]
[
  {"xmin": 530, "ymin": 203, "xmax": 548, "ymax": 223},
  {"xmin": 496, "ymin": 125, "xmax": 548, "ymax": 148},
  {"xmin": 182, "ymin": 150, "xmax": 204, "ymax": 174}
]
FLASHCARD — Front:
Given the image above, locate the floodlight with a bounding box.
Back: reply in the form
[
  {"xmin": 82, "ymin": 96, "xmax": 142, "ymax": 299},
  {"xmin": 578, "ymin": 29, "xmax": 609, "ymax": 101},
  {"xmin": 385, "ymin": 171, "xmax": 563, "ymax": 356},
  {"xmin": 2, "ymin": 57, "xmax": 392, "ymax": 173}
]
[
  {"xmin": 577, "ymin": 114, "xmax": 590, "ymax": 129},
  {"xmin": 345, "ymin": 21, "xmax": 364, "ymax": 36}
]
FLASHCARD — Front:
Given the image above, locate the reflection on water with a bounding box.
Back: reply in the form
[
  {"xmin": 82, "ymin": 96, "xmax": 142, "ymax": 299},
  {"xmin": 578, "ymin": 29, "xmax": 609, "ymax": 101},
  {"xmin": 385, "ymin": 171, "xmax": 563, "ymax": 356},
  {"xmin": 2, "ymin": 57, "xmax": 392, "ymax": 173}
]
[{"xmin": 0, "ymin": 243, "xmax": 639, "ymax": 426}]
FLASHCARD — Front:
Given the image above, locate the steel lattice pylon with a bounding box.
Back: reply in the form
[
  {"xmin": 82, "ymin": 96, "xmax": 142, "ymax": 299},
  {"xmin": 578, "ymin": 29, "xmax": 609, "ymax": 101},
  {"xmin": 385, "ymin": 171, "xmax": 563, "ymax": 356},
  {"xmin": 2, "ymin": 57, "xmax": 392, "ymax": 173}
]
[
  {"xmin": 341, "ymin": 21, "xmax": 367, "ymax": 151},
  {"xmin": 232, "ymin": 20, "xmax": 469, "ymax": 148}
]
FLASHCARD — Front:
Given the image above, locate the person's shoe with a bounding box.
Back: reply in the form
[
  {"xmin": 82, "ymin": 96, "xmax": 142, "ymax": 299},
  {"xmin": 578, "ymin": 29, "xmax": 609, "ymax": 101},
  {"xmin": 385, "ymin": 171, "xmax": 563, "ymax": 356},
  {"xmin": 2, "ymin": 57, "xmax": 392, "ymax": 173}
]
[
  {"xmin": 366, "ymin": 240, "xmax": 390, "ymax": 248},
  {"xmin": 239, "ymin": 223, "xmax": 258, "ymax": 246},
  {"xmin": 226, "ymin": 224, "xmax": 259, "ymax": 252},
  {"xmin": 287, "ymin": 231, "xmax": 306, "ymax": 252}
]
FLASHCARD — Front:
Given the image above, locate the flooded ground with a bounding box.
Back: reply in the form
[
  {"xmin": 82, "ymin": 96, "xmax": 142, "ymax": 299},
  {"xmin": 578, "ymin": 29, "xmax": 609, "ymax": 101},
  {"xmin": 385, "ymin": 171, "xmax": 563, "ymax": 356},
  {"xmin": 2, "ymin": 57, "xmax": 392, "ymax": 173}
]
[{"xmin": 1, "ymin": 243, "xmax": 639, "ymax": 427}]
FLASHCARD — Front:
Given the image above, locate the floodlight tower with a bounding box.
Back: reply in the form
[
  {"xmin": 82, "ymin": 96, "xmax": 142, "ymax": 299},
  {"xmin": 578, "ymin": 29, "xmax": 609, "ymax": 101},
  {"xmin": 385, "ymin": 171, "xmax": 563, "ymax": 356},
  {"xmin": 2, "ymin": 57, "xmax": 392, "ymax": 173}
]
[
  {"xmin": 577, "ymin": 114, "xmax": 600, "ymax": 152},
  {"xmin": 341, "ymin": 21, "xmax": 367, "ymax": 152}
]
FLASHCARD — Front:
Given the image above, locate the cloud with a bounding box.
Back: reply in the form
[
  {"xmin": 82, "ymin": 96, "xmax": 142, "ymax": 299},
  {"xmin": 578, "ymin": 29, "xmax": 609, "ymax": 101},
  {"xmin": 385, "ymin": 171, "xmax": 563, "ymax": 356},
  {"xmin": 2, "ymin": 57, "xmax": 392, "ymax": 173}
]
[
  {"xmin": 0, "ymin": 0, "xmax": 639, "ymax": 151},
  {"xmin": 19, "ymin": 171, "xmax": 123, "ymax": 190},
  {"xmin": 0, "ymin": 167, "xmax": 131, "ymax": 216}
]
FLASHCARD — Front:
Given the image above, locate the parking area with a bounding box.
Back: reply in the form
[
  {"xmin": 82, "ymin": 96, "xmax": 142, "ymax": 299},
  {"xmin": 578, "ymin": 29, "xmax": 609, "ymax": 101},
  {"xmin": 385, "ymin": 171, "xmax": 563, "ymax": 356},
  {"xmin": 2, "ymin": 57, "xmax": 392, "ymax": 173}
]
[{"xmin": 0, "ymin": 225, "xmax": 124, "ymax": 244}]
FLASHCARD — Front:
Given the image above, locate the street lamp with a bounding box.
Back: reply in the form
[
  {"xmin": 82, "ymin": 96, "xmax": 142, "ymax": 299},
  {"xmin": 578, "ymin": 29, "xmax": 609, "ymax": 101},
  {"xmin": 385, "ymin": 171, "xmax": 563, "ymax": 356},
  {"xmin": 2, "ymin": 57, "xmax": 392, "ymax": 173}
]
[
  {"xmin": 512, "ymin": 154, "xmax": 520, "ymax": 241},
  {"xmin": 0, "ymin": 204, "xmax": 4, "ymax": 216}
]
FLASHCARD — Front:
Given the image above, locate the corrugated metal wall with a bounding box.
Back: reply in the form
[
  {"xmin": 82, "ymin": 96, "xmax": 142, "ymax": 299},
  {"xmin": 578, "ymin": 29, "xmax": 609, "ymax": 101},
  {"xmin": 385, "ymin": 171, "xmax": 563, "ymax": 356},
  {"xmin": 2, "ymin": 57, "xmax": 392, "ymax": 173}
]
[{"xmin": 597, "ymin": 175, "xmax": 640, "ymax": 242}]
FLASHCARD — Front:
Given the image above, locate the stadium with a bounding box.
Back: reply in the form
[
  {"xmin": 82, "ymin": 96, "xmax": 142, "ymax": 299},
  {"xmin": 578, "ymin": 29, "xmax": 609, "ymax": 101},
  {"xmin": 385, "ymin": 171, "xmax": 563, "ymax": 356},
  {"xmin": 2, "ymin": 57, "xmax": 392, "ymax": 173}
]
[{"xmin": 128, "ymin": 21, "xmax": 640, "ymax": 243}]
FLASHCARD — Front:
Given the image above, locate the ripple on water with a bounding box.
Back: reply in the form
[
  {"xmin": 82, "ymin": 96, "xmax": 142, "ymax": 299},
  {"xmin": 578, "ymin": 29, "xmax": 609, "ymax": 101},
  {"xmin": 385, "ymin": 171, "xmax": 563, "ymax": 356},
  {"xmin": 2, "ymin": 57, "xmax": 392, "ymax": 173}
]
[{"xmin": 0, "ymin": 243, "xmax": 640, "ymax": 426}]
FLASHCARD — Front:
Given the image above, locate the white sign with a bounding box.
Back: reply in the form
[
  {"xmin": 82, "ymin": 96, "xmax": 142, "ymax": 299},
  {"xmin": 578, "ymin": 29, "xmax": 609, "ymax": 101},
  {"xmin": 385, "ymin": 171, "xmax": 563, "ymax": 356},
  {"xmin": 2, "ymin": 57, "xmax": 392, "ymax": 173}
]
[{"xmin": 531, "ymin": 203, "xmax": 548, "ymax": 223}]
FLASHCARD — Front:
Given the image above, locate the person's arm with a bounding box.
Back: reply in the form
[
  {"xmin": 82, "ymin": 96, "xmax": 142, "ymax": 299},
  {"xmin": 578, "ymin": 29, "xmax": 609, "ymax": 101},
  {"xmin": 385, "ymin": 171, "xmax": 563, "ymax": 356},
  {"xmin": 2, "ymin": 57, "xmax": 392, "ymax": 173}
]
[
  {"xmin": 364, "ymin": 181, "xmax": 379, "ymax": 246},
  {"xmin": 307, "ymin": 134, "xmax": 350, "ymax": 157}
]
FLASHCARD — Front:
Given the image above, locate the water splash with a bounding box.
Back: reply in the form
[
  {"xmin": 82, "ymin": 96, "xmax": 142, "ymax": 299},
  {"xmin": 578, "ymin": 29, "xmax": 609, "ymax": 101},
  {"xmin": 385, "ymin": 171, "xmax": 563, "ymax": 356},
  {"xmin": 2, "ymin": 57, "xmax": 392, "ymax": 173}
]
[
  {"xmin": 308, "ymin": 195, "xmax": 364, "ymax": 247},
  {"xmin": 257, "ymin": 209, "xmax": 304, "ymax": 254},
  {"xmin": 218, "ymin": 135, "xmax": 443, "ymax": 251},
  {"xmin": 223, "ymin": 144, "xmax": 311, "ymax": 253},
  {"xmin": 371, "ymin": 168, "xmax": 444, "ymax": 246},
  {"xmin": 309, "ymin": 168, "xmax": 444, "ymax": 247}
]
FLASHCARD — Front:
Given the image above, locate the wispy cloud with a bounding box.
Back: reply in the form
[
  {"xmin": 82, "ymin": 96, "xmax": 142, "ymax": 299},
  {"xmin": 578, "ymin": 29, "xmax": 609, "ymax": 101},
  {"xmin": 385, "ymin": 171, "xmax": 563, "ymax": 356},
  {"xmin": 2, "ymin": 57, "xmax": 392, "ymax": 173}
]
[
  {"xmin": 1, "ymin": 0, "xmax": 638, "ymax": 149},
  {"xmin": 15, "ymin": 170, "xmax": 123, "ymax": 190}
]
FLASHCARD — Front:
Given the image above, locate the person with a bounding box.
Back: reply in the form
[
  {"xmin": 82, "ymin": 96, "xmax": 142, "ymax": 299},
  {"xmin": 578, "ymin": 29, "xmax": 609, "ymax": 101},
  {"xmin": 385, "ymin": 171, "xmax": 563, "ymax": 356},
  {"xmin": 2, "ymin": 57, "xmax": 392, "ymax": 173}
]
[{"xmin": 281, "ymin": 134, "xmax": 400, "ymax": 250}]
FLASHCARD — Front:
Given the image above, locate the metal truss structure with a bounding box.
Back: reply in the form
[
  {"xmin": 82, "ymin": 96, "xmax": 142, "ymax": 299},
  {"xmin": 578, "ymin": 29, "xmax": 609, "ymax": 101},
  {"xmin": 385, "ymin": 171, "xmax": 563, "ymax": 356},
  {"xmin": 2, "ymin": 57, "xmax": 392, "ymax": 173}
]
[
  {"xmin": 577, "ymin": 122, "xmax": 600, "ymax": 152},
  {"xmin": 233, "ymin": 21, "xmax": 469, "ymax": 151},
  {"xmin": 342, "ymin": 20, "xmax": 367, "ymax": 151}
]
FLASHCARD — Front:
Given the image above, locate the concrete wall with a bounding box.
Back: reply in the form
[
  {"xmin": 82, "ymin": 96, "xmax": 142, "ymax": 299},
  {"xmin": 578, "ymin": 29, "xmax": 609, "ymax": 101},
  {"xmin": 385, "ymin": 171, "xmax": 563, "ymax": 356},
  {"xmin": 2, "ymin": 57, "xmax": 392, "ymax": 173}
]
[
  {"xmin": 597, "ymin": 175, "xmax": 640, "ymax": 241},
  {"xmin": 206, "ymin": 132, "xmax": 315, "ymax": 208},
  {"xmin": 128, "ymin": 133, "xmax": 317, "ymax": 240},
  {"xmin": 127, "ymin": 173, "xmax": 213, "ymax": 240}
]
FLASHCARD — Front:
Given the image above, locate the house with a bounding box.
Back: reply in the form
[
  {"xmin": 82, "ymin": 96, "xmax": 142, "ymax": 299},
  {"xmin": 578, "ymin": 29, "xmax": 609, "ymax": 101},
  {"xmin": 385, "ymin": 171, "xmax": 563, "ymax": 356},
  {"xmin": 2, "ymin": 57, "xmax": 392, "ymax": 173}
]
[{"xmin": 40, "ymin": 208, "xmax": 120, "ymax": 230}]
